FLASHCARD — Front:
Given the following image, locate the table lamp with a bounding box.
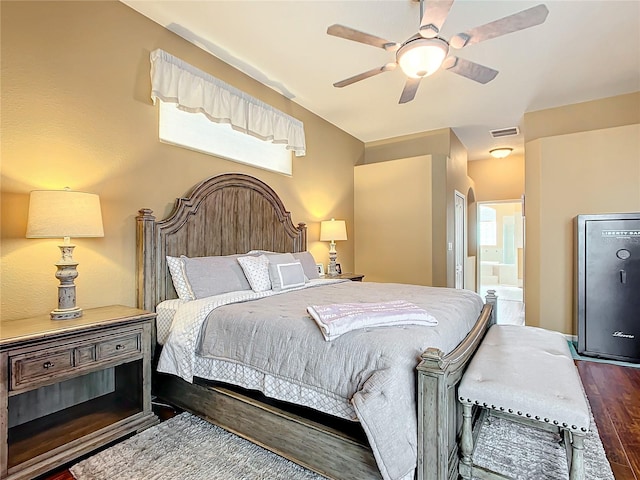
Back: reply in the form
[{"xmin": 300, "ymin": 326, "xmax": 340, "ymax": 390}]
[
  {"xmin": 320, "ymin": 218, "xmax": 347, "ymax": 276},
  {"xmin": 26, "ymin": 188, "xmax": 104, "ymax": 320}
]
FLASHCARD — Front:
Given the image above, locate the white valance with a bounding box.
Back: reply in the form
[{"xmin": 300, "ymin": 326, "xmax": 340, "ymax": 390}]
[{"xmin": 150, "ymin": 49, "xmax": 306, "ymax": 156}]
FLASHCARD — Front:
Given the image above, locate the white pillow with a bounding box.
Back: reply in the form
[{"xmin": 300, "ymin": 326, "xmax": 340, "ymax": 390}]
[
  {"xmin": 166, "ymin": 256, "xmax": 195, "ymax": 300},
  {"xmin": 237, "ymin": 255, "xmax": 271, "ymax": 292}
]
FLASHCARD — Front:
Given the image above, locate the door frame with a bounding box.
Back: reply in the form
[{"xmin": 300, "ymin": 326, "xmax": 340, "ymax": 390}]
[{"xmin": 454, "ymin": 190, "xmax": 466, "ymax": 289}]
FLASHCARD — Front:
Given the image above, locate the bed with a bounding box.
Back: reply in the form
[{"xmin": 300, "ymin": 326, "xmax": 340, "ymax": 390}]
[{"xmin": 136, "ymin": 172, "xmax": 496, "ymax": 480}]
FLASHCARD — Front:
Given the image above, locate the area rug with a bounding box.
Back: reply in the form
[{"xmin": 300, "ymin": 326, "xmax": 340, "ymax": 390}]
[
  {"xmin": 472, "ymin": 408, "xmax": 614, "ymax": 480},
  {"xmin": 71, "ymin": 410, "xmax": 613, "ymax": 480}
]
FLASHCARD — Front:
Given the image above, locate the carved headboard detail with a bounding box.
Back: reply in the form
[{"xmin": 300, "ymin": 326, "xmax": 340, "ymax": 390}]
[{"xmin": 136, "ymin": 173, "xmax": 307, "ymax": 311}]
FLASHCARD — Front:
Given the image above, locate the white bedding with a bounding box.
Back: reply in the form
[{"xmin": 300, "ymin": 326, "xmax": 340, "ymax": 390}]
[
  {"xmin": 156, "ymin": 298, "xmax": 187, "ymax": 344},
  {"xmin": 157, "ymin": 280, "xmax": 484, "ymax": 480}
]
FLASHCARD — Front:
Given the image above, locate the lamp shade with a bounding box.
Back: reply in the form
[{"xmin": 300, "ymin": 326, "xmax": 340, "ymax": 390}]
[
  {"xmin": 397, "ymin": 37, "xmax": 449, "ymax": 79},
  {"xmin": 26, "ymin": 189, "xmax": 104, "ymax": 238},
  {"xmin": 320, "ymin": 219, "xmax": 347, "ymax": 242}
]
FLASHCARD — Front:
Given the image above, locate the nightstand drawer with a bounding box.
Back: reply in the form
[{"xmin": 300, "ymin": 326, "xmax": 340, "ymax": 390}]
[
  {"xmin": 11, "ymin": 349, "xmax": 75, "ymax": 389},
  {"xmin": 9, "ymin": 329, "xmax": 143, "ymax": 392},
  {"xmin": 96, "ymin": 332, "xmax": 141, "ymax": 361}
]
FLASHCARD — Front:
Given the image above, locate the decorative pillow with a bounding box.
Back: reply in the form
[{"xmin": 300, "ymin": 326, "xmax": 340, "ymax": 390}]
[
  {"xmin": 166, "ymin": 256, "xmax": 194, "ymax": 300},
  {"xmin": 237, "ymin": 255, "xmax": 272, "ymax": 292},
  {"xmin": 266, "ymin": 253, "xmax": 306, "ymax": 291},
  {"xmin": 181, "ymin": 254, "xmax": 252, "ymax": 299},
  {"xmin": 269, "ymin": 261, "xmax": 306, "ymax": 291},
  {"xmin": 292, "ymin": 251, "xmax": 320, "ymax": 280}
]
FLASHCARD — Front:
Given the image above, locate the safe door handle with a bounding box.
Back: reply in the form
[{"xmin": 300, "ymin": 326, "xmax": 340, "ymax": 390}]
[{"xmin": 620, "ymin": 270, "xmax": 627, "ymax": 284}]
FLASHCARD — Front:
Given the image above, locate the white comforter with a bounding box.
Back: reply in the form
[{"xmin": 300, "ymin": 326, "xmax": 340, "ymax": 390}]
[{"xmin": 157, "ymin": 281, "xmax": 484, "ymax": 480}]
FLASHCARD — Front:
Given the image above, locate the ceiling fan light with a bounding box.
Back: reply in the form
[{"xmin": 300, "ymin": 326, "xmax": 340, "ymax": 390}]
[
  {"xmin": 490, "ymin": 147, "xmax": 513, "ymax": 158},
  {"xmin": 397, "ymin": 38, "xmax": 448, "ymax": 79}
]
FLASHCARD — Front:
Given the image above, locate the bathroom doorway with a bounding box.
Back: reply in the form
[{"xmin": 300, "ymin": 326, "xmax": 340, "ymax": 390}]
[{"xmin": 477, "ymin": 200, "xmax": 524, "ymax": 324}]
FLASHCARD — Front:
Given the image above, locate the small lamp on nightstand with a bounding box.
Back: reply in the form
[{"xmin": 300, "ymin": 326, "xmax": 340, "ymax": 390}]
[
  {"xmin": 26, "ymin": 188, "xmax": 104, "ymax": 320},
  {"xmin": 320, "ymin": 218, "xmax": 347, "ymax": 276}
]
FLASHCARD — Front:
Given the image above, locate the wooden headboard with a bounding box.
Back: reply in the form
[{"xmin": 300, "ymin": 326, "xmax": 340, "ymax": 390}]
[{"xmin": 136, "ymin": 173, "xmax": 307, "ymax": 311}]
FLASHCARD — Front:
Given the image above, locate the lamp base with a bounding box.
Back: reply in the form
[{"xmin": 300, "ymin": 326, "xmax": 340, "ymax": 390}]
[
  {"xmin": 327, "ymin": 245, "xmax": 338, "ymax": 276},
  {"xmin": 51, "ymin": 242, "xmax": 82, "ymax": 320},
  {"xmin": 51, "ymin": 306, "xmax": 83, "ymax": 320}
]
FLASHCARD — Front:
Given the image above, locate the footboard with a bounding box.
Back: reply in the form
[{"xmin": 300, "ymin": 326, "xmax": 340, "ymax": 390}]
[{"xmin": 416, "ymin": 299, "xmax": 495, "ymax": 480}]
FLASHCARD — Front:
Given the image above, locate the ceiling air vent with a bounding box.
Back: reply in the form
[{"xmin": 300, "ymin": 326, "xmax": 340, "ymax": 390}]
[{"xmin": 490, "ymin": 126, "xmax": 520, "ymax": 138}]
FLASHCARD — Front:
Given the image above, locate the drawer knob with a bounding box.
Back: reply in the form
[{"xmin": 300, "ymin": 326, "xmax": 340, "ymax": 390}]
[
  {"xmin": 115, "ymin": 344, "xmax": 125, "ymax": 350},
  {"xmin": 43, "ymin": 361, "xmax": 55, "ymax": 369}
]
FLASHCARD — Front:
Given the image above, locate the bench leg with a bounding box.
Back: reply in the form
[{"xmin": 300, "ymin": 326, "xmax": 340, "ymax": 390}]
[
  {"xmin": 459, "ymin": 402, "xmax": 474, "ymax": 480},
  {"xmin": 569, "ymin": 432, "xmax": 586, "ymax": 480}
]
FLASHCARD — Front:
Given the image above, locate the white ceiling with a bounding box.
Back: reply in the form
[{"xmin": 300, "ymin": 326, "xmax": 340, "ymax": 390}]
[{"xmin": 122, "ymin": 0, "xmax": 640, "ymax": 160}]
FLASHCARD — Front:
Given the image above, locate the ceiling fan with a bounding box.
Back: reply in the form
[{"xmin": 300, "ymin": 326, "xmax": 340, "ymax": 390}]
[{"xmin": 327, "ymin": 0, "xmax": 549, "ymax": 104}]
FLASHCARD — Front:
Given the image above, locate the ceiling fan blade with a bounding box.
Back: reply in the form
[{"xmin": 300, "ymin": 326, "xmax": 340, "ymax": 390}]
[
  {"xmin": 399, "ymin": 77, "xmax": 422, "ymax": 104},
  {"xmin": 333, "ymin": 63, "xmax": 397, "ymax": 88},
  {"xmin": 449, "ymin": 4, "xmax": 549, "ymax": 49},
  {"xmin": 327, "ymin": 24, "xmax": 399, "ymax": 52},
  {"xmin": 443, "ymin": 57, "xmax": 498, "ymax": 84},
  {"xmin": 419, "ymin": 0, "xmax": 454, "ymax": 38}
]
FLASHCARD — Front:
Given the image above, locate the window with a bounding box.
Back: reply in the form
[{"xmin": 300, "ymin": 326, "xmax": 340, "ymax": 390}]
[
  {"xmin": 479, "ymin": 205, "xmax": 497, "ymax": 246},
  {"xmin": 159, "ymin": 100, "xmax": 292, "ymax": 175},
  {"xmin": 150, "ymin": 49, "xmax": 305, "ymax": 176}
]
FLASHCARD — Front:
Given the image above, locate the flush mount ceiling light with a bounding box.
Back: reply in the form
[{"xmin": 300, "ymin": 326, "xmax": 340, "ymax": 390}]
[
  {"xmin": 490, "ymin": 147, "xmax": 513, "ymax": 159},
  {"xmin": 396, "ymin": 37, "xmax": 449, "ymax": 79}
]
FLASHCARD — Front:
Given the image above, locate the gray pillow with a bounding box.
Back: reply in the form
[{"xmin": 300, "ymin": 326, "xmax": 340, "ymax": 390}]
[
  {"xmin": 293, "ymin": 251, "xmax": 320, "ymax": 280},
  {"xmin": 181, "ymin": 254, "xmax": 252, "ymax": 299},
  {"xmin": 266, "ymin": 253, "xmax": 306, "ymax": 291}
]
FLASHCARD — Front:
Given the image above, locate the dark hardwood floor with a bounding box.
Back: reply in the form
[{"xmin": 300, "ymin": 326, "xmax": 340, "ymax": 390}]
[
  {"xmin": 577, "ymin": 361, "xmax": 640, "ymax": 480},
  {"xmin": 38, "ymin": 362, "xmax": 640, "ymax": 480}
]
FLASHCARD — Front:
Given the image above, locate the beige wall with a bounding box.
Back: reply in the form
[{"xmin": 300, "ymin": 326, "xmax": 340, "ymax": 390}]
[
  {"xmin": 1, "ymin": 1, "xmax": 363, "ymax": 320},
  {"xmin": 524, "ymin": 93, "xmax": 640, "ymax": 334},
  {"xmin": 360, "ymin": 129, "xmax": 475, "ymax": 287},
  {"xmin": 362, "ymin": 129, "xmax": 451, "ymax": 164},
  {"xmin": 524, "ymin": 92, "xmax": 640, "ymax": 142},
  {"xmin": 354, "ymin": 156, "xmax": 433, "ymax": 284},
  {"xmin": 467, "ymin": 154, "xmax": 525, "ymax": 202}
]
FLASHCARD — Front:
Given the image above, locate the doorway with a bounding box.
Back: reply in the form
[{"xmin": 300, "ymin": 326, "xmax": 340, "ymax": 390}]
[{"xmin": 477, "ymin": 200, "xmax": 524, "ymax": 324}]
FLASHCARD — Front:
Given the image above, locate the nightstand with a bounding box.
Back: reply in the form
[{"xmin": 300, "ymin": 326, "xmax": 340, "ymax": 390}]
[
  {"xmin": 331, "ymin": 273, "xmax": 365, "ymax": 282},
  {"xmin": 0, "ymin": 305, "xmax": 159, "ymax": 480}
]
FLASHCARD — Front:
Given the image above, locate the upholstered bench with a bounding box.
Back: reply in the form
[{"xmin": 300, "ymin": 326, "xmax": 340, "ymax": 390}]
[{"xmin": 458, "ymin": 324, "xmax": 590, "ymax": 480}]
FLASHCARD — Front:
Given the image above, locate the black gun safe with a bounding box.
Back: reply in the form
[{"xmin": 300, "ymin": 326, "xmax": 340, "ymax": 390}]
[{"xmin": 575, "ymin": 213, "xmax": 640, "ymax": 363}]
